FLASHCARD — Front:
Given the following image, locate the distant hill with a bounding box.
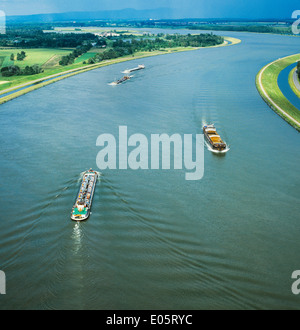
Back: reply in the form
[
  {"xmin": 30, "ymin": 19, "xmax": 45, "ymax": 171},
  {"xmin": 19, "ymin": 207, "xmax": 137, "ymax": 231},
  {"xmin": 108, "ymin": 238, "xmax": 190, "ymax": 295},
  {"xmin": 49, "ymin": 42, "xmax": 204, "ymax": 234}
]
[{"xmin": 6, "ymin": 8, "xmax": 173, "ymax": 23}]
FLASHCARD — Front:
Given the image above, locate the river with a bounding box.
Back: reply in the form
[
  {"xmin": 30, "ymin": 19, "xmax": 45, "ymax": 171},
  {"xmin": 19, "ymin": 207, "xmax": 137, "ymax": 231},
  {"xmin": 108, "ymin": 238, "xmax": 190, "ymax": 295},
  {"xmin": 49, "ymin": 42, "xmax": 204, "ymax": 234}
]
[{"xmin": 0, "ymin": 30, "xmax": 299, "ymax": 310}]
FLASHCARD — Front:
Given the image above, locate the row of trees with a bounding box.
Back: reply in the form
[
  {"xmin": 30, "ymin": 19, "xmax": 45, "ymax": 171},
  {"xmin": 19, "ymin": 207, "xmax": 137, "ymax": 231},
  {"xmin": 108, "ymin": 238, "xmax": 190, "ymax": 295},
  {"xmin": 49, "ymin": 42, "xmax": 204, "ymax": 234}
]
[
  {"xmin": 165, "ymin": 33, "xmax": 224, "ymax": 47},
  {"xmin": 297, "ymin": 61, "xmax": 300, "ymax": 81},
  {"xmin": 87, "ymin": 47, "xmax": 133, "ymax": 64},
  {"xmin": 187, "ymin": 25, "xmax": 291, "ymax": 34},
  {"xmin": 10, "ymin": 51, "xmax": 27, "ymax": 61},
  {"xmin": 0, "ymin": 29, "xmax": 99, "ymax": 48},
  {"xmin": 0, "ymin": 31, "xmax": 223, "ymax": 77},
  {"xmin": 87, "ymin": 33, "xmax": 223, "ymax": 64},
  {"xmin": 1, "ymin": 64, "xmax": 43, "ymax": 77},
  {"xmin": 115, "ymin": 33, "xmax": 223, "ymax": 51},
  {"xmin": 59, "ymin": 44, "xmax": 93, "ymax": 66}
]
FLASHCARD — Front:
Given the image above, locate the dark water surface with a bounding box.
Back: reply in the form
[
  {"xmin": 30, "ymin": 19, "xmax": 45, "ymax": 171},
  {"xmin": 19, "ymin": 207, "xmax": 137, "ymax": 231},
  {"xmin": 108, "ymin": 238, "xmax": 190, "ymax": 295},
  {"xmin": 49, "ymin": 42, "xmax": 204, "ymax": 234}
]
[
  {"xmin": 278, "ymin": 63, "xmax": 300, "ymax": 110},
  {"xmin": 0, "ymin": 31, "xmax": 300, "ymax": 310}
]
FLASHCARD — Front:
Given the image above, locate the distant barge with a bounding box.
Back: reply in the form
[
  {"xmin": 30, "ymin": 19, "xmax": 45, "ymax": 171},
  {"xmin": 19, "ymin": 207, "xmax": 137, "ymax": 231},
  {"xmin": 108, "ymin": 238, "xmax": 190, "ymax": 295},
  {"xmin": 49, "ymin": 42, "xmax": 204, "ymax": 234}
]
[
  {"xmin": 203, "ymin": 124, "xmax": 228, "ymax": 152},
  {"xmin": 123, "ymin": 64, "xmax": 145, "ymax": 74},
  {"xmin": 112, "ymin": 75, "xmax": 131, "ymax": 85},
  {"xmin": 71, "ymin": 169, "xmax": 98, "ymax": 221}
]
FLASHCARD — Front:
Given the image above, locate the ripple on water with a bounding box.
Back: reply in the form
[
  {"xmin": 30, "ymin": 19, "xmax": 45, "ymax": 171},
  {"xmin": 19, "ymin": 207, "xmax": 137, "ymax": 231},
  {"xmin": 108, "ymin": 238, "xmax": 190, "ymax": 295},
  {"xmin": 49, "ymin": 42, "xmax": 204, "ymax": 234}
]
[{"xmin": 0, "ymin": 32, "xmax": 300, "ymax": 310}]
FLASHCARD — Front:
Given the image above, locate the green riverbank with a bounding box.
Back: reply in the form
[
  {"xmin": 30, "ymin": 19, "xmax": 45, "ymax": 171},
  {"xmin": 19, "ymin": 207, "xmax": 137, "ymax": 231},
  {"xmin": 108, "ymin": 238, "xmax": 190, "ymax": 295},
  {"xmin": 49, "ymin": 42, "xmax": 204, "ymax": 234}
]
[
  {"xmin": 0, "ymin": 36, "xmax": 241, "ymax": 105},
  {"xmin": 256, "ymin": 54, "xmax": 300, "ymax": 131}
]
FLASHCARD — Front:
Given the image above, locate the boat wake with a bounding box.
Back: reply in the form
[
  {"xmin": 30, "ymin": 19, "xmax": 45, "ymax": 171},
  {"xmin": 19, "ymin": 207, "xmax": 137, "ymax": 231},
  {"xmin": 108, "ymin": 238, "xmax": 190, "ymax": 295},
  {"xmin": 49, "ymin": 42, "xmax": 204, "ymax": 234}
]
[
  {"xmin": 205, "ymin": 141, "xmax": 230, "ymax": 154},
  {"xmin": 122, "ymin": 65, "xmax": 145, "ymax": 74},
  {"xmin": 108, "ymin": 75, "xmax": 133, "ymax": 86},
  {"xmin": 95, "ymin": 171, "xmax": 102, "ymax": 182},
  {"xmin": 72, "ymin": 222, "xmax": 83, "ymax": 255}
]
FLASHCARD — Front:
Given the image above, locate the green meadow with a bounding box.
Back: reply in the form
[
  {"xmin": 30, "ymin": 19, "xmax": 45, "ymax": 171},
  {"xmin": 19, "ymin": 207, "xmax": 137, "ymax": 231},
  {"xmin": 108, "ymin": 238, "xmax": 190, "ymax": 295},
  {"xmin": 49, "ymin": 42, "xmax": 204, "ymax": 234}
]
[
  {"xmin": 74, "ymin": 52, "xmax": 97, "ymax": 64},
  {"xmin": 0, "ymin": 48, "xmax": 102, "ymax": 89},
  {"xmin": 0, "ymin": 48, "xmax": 72, "ymax": 68}
]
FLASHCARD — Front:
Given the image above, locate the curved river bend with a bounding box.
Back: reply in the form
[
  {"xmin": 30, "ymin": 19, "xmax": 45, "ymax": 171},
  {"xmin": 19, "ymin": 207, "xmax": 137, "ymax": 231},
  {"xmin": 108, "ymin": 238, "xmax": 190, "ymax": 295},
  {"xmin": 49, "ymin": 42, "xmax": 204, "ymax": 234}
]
[{"xmin": 0, "ymin": 30, "xmax": 299, "ymax": 310}]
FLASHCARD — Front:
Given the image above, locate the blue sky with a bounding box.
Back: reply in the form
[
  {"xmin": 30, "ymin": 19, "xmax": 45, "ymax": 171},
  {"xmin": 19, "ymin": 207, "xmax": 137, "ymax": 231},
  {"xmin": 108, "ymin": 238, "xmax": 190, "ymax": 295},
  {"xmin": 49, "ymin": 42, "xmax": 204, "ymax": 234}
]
[{"xmin": 1, "ymin": 0, "xmax": 299, "ymax": 18}]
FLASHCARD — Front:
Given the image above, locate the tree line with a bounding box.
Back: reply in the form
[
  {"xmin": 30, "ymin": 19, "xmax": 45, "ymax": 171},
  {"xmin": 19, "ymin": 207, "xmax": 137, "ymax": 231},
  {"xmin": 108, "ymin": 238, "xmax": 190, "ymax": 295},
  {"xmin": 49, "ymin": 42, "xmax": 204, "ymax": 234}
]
[
  {"xmin": 87, "ymin": 33, "xmax": 223, "ymax": 64},
  {"xmin": 59, "ymin": 44, "xmax": 95, "ymax": 66},
  {"xmin": 1, "ymin": 64, "xmax": 43, "ymax": 77},
  {"xmin": 0, "ymin": 32, "xmax": 223, "ymax": 77},
  {"xmin": 1, "ymin": 50, "xmax": 43, "ymax": 77},
  {"xmin": 297, "ymin": 62, "xmax": 300, "ymax": 81},
  {"xmin": 185, "ymin": 24, "xmax": 290, "ymax": 35},
  {"xmin": 0, "ymin": 29, "xmax": 100, "ymax": 48},
  {"xmin": 10, "ymin": 51, "xmax": 26, "ymax": 61}
]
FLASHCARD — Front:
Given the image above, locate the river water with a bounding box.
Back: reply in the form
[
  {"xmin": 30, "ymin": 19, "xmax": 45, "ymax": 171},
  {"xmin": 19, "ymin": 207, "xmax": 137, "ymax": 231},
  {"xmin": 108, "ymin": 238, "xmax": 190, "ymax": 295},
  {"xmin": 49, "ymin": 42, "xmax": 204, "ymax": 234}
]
[
  {"xmin": 278, "ymin": 63, "xmax": 300, "ymax": 110},
  {"xmin": 0, "ymin": 30, "xmax": 299, "ymax": 310}
]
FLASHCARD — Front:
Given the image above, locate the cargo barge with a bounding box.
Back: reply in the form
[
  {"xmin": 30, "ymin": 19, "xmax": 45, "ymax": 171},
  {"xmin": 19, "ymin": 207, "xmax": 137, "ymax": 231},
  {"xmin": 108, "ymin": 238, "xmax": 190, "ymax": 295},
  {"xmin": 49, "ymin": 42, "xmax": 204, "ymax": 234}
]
[
  {"xmin": 203, "ymin": 124, "xmax": 228, "ymax": 152},
  {"xmin": 112, "ymin": 75, "xmax": 131, "ymax": 85},
  {"xmin": 123, "ymin": 65, "xmax": 145, "ymax": 74},
  {"xmin": 71, "ymin": 169, "xmax": 98, "ymax": 221}
]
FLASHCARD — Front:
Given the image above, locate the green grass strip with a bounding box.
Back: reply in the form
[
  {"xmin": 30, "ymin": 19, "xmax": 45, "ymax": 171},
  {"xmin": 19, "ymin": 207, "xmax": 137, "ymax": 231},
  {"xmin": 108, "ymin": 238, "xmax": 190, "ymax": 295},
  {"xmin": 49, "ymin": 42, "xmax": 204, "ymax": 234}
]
[{"xmin": 256, "ymin": 53, "xmax": 300, "ymax": 131}]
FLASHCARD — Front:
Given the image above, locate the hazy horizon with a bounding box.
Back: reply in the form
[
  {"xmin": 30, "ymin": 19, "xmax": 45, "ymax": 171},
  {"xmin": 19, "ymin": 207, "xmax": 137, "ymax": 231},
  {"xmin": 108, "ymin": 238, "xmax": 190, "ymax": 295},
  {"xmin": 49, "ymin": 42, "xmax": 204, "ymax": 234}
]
[{"xmin": 1, "ymin": 0, "xmax": 299, "ymax": 19}]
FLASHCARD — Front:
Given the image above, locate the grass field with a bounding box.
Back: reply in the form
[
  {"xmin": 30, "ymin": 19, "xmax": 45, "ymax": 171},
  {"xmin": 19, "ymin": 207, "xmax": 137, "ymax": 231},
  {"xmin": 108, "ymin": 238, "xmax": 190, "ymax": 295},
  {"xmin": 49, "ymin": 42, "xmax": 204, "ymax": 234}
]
[
  {"xmin": 0, "ymin": 48, "xmax": 77, "ymax": 88},
  {"xmin": 0, "ymin": 48, "xmax": 73, "ymax": 69},
  {"xmin": 74, "ymin": 52, "xmax": 97, "ymax": 64},
  {"xmin": 2, "ymin": 55, "xmax": 14, "ymax": 67},
  {"xmin": 0, "ymin": 47, "xmax": 111, "ymax": 89},
  {"xmin": 256, "ymin": 54, "xmax": 300, "ymax": 131},
  {"xmin": 0, "ymin": 56, "xmax": 5, "ymax": 66}
]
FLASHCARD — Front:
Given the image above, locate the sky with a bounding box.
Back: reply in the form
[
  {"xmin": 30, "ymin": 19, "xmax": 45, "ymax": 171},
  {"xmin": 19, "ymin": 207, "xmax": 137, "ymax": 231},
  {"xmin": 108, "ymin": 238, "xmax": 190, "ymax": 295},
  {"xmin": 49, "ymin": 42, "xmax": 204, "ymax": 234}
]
[{"xmin": 0, "ymin": 0, "xmax": 299, "ymax": 18}]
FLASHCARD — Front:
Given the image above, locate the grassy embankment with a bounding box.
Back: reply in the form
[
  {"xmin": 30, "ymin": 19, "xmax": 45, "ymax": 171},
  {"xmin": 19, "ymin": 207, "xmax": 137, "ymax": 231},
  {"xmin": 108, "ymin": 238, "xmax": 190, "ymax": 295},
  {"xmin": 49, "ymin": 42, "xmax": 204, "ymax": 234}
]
[
  {"xmin": 0, "ymin": 48, "xmax": 99, "ymax": 90},
  {"xmin": 256, "ymin": 54, "xmax": 300, "ymax": 131},
  {"xmin": 0, "ymin": 36, "xmax": 241, "ymax": 105},
  {"xmin": 288, "ymin": 67, "xmax": 300, "ymax": 99}
]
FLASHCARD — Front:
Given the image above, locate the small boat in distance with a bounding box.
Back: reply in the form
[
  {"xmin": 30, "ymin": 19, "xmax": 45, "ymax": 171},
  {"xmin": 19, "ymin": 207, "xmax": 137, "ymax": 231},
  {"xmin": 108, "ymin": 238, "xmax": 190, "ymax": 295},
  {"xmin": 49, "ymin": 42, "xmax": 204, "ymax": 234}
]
[
  {"xmin": 71, "ymin": 169, "xmax": 98, "ymax": 221},
  {"xmin": 111, "ymin": 75, "xmax": 131, "ymax": 85},
  {"xmin": 203, "ymin": 124, "xmax": 228, "ymax": 153},
  {"xmin": 122, "ymin": 64, "xmax": 145, "ymax": 74}
]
